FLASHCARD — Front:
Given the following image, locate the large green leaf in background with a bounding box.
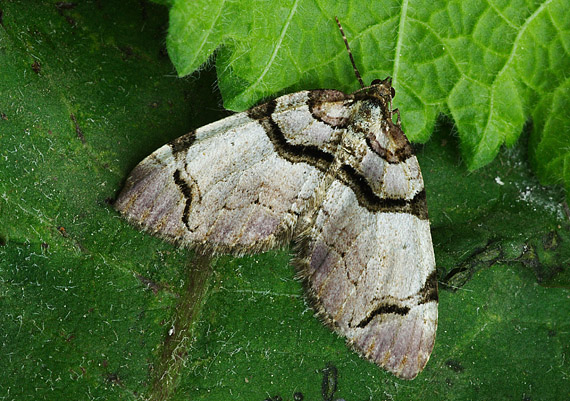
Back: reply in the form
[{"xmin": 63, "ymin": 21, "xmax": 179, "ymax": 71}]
[
  {"xmin": 0, "ymin": 1, "xmax": 568, "ymax": 401},
  {"xmin": 166, "ymin": 0, "xmax": 570, "ymax": 198}
]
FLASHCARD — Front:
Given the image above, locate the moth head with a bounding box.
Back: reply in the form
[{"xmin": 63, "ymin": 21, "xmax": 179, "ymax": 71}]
[
  {"xmin": 352, "ymin": 78, "xmax": 395, "ymax": 108},
  {"xmin": 369, "ymin": 78, "xmax": 396, "ymax": 99}
]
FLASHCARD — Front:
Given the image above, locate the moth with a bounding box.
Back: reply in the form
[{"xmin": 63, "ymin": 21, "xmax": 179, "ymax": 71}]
[{"xmin": 115, "ymin": 19, "xmax": 437, "ymax": 380}]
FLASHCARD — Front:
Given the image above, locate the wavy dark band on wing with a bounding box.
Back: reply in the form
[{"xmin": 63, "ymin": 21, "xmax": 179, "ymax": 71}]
[
  {"xmin": 172, "ymin": 169, "xmax": 192, "ymax": 230},
  {"xmin": 353, "ymin": 270, "xmax": 438, "ymax": 329},
  {"xmin": 248, "ymin": 100, "xmax": 335, "ymax": 171},
  {"xmin": 169, "ymin": 130, "xmax": 196, "ymax": 155},
  {"xmin": 339, "ymin": 164, "xmax": 428, "ymax": 219},
  {"xmin": 418, "ymin": 270, "xmax": 438, "ymax": 304},
  {"xmin": 247, "ymin": 99, "xmax": 428, "ymax": 219},
  {"xmin": 354, "ymin": 304, "xmax": 411, "ymax": 328}
]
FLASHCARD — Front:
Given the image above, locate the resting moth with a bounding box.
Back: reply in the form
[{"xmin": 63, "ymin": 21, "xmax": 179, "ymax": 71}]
[{"xmin": 115, "ymin": 18, "xmax": 437, "ymax": 380}]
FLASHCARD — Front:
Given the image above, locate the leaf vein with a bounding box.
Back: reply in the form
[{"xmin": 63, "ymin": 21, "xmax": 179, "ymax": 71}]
[
  {"xmin": 487, "ymin": 0, "xmax": 519, "ymax": 30},
  {"xmin": 477, "ymin": 0, "xmax": 553, "ymax": 158},
  {"xmin": 188, "ymin": 0, "xmax": 227, "ymax": 67},
  {"xmin": 392, "ymin": 0, "xmax": 409, "ymax": 87},
  {"xmin": 238, "ymin": 0, "xmax": 299, "ymax": 99}
]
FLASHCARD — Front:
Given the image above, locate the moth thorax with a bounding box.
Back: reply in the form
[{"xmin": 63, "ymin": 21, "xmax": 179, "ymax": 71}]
[{"xmin": 353, "ymin": 101, "xmax": 386, "ymax": 137}]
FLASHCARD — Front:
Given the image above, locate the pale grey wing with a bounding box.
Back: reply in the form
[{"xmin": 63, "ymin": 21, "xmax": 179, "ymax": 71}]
[
  {"xmin": 298, "ymin": 179, "xmax": 437, "ymax": 380},
  {"xmin": 115, "ymin": 91, "xmax": 349, "ymax": 254}
]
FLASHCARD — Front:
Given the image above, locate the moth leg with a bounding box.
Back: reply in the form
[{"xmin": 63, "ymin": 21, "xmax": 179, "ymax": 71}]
[{"xmin": 391, "ymin": 108, "xmax": 401, "ymax": 125}]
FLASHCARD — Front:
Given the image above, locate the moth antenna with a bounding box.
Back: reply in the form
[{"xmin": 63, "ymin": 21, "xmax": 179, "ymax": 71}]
[{"xmin": 335, "ymin": 17, "xmax": 365, "ymax": 88}]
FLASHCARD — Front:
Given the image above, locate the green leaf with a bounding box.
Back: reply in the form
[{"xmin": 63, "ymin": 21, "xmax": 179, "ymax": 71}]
[
  {"xmin": 166, "ymin": 0, "xmax": 570, "ymax": 190},
  {"xmin": 529, "ymin": 78, "xmax": 570, "ymax": 202},
  {"xmin": 1, "ymin": 1, "xmax": 569, "ymax": 400}
]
